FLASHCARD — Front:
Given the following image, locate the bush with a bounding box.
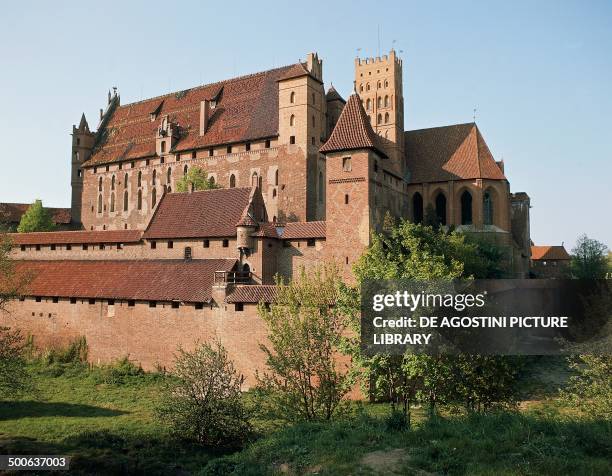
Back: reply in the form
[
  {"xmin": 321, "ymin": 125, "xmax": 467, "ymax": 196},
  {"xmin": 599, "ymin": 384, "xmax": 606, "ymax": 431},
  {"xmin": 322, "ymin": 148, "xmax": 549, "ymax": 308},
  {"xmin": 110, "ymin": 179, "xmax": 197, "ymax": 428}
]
[
  {"xmin": 0, "ymin": 326, "xmax": 34, "ymax": 398},
  {"xmin": 156, "ymin": 340, "xmax": 252, "ymax": 448},
  {"xmin": 563, "ymin": 354, "xmax": 612, "ymax": 420},
  {"xmin": 93, "ymin": 357, "xmax": 145, "ymax": 385}
]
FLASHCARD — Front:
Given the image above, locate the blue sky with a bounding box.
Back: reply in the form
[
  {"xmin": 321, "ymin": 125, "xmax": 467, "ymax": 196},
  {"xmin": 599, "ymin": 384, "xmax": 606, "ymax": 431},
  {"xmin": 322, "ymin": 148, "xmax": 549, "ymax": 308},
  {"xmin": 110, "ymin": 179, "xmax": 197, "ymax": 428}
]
[{"xmin": 1, "ymin": 0, "xmax": 610, "ymax": 250}]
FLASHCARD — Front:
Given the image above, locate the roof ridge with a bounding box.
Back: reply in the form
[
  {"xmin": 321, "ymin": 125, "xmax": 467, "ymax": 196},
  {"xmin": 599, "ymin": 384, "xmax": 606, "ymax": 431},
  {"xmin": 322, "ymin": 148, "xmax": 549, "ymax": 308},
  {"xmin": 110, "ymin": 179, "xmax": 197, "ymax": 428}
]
[
  {"xmin": 117, "ymin": 63, "xmax": 302, "ymax": 109},
  {"xmin": 405, "ymin": 122, "xmax": 476, "ymax": 134},
  {"xmin": 472, "ymin": 124, "xmax": 482, "ymax": 178}
]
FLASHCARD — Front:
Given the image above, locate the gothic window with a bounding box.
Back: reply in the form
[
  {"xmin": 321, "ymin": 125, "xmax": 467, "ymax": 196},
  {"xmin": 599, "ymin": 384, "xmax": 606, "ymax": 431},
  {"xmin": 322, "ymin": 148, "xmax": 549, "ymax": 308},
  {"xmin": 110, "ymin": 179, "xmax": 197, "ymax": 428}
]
[
  {"xmin": 275, "ymin": 169, "xmax": 279, "ymax": 186},
  {"xmin": 97, "ymin": 194, "xmax": 102, "ymax": 214},
  {"xmin": 273, "ymin": 188, "xmax": 277, "ymax": 198},
  {"xmin": 137, "ymin": 189, "xmax": 142, "ymax": 210},
  {"xmin": 435, "ymin": 192, "xmax": 447, "ymax": 226},
  {"xmin": 252, "ymin": 172, "xmax": 258, "ymax": 187},
  {"xmin": 230, "ymin": 174, "xmax": 236, "ymax": 188},
  {"xmin": 377, "ymin": 97, "xmax": 382, "ymax": 108},
  {"xmin": 152, "ymin": 169, "xmax": 157, "ymax": 186},
  {"xmin": 258, "ymin": 176, "xmax": 263, "ymax": 189},
  {"xmin": 412, "ymin": 192, "xmax": 423, "ymax": 223},
  {"xmin": 366, "ymin": 83, "xmax": 370, "ymax": 91},
  {"xmin": 384, "ymin": 80, "xmax": 389, "ymax": 88},
  {"xmin": 137, "ymin": 171, "xmax": 142, "ymax": 188},
  {"xmin": 366, "ymin": 98, "xmax": 371, "ymax": 110},
  {"xmin": 98, "ymin": 176, "xmax": 102, "ymax": 192},
  {"xmin": 123, "ymin": 190, "xmax": 128, "ymax": 211},
  {"xmin": 460, "ymin": 190, "xmax": 473, "ymax": 225},
  {"xmin": 110, "ymin": 193, "xmax": 115, "ymax": 213},
  {"xmin": 384, "ymin": 113, "xmax": 389, "ymax": 123},
  {"xmin": 483, "ymin": 191, "xmax": 494, "ymax": 225},
  {"xmin": 384, "ymin": 95, "xmax": 389, "ymax": 107},
  {"xmin": 152, "ymin": 188, "xmax": 157, "ymax": 208},
  {"xmin": 359, "ymin": 83, "xmax": 363, "ymax": 92},
  {"xmin": 183, "ymin": 164, "xmax": 188, "ymax": 175},
  {"xmin": 290, "ymin": 114, "xmax": 295, "ymax": 126},
  {"xmin": 209, "ymin": 175, "xmax": 215, "ymax": 185},
  {"xmin": 167, "ymin": 167, "xmax": 171, "ymax": 185},
  {"xmin": 124, "ymin": 173, "xmax": 128, "ymax": 188},
  {"xmin": 377, "ymin": 114, "xmax": 382, "ymax": 125},
  {"xmin": 342, "ymin": 156, "xmax": 352, "ymax": 172},
  {"xmin": 377, "ymin": 81, "xmax": 381, "ymax": 89},
  {"xmin": 111, "ymin": 175, "xmax": 115, "ymax": 190},
  {"xmin": 290, "ymin": 91, "xmax": 295, "ymax": 103},
  {"xmin": 161, "ymin": 141, "xmax": 166, "ymax": 153}
]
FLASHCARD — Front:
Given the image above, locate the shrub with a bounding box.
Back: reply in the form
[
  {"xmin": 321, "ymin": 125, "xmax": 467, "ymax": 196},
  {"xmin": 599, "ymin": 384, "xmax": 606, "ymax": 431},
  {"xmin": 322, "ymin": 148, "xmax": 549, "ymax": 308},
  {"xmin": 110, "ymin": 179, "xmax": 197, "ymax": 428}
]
[
  {"xmin": 93, "ymin": 357, "xmax": 145, "ymax": 385},
  {"xmin": 156, "ymin": 340, "xmax": 252, "ymax": 447},
  {"xmin": 0, "ymin": 326, "xmax": 34, "ymax": 398},
  {"xmin": 563, "ymin": 354, "xmax": 612, "ymax": 420}
]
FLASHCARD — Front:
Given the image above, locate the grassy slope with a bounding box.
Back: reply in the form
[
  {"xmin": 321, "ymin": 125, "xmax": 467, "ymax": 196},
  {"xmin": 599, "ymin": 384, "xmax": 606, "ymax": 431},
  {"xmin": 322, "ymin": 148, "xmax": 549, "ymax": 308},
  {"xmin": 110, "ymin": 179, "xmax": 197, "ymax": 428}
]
[{"xmin": 0, "ymin": 359, "xmax": 610, "ymax": 475}]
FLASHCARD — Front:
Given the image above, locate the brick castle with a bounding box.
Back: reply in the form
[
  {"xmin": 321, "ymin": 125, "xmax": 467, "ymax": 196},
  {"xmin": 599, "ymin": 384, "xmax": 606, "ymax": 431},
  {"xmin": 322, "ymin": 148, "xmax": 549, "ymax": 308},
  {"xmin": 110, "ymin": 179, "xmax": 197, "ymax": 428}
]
[{"xmin": 1, "ymin": 51, "xmax": 532, "ymax": 384}]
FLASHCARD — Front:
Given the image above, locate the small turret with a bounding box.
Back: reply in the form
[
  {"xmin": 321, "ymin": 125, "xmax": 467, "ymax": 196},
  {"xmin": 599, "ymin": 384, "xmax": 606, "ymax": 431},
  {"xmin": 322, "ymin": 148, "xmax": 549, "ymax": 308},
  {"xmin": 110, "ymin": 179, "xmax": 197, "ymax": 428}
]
[{"xmin": 71, "ymin": 113, "xmax": 95, "ymax": 226}]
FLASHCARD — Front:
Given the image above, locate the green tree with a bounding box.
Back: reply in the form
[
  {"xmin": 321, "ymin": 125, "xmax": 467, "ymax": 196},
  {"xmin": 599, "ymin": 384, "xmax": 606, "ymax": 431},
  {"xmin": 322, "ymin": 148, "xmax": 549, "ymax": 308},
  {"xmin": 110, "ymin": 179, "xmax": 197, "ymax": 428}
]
[
  {"xmin": 348, "ymin": 220, "xmax": 520, "ymax": 421},
  {"xmin": 175, "ymin": 167, "xmax": 220, "ymax": 193},
  {"xmin": 17, "ymin": 200, "xmax": 56, "ymax": 233},
  {"xmin": 156, "ymin": 340, "xmax": 252, "ymax": 447},
  {"xmin": 0, "ymin": 327, "xmax": 34, "ymax": 399},
  {"xmin": 255, "ymin": 266, "xmax": 355, "ymax": 422},
  {"xmin": 570, "ymin": 234, "xmax": 609, "ymax": 279},
  {"xmin": 563, "ymin": 354, "xmax": 611, "ymax": 420}
]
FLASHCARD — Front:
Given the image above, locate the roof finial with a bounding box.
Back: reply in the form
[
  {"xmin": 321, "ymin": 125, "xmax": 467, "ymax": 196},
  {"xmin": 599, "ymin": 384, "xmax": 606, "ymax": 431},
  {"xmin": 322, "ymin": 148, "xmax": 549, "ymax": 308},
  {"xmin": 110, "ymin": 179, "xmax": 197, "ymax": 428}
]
[{"xmin": 473, "ymin": 107, "xmax": 477, "ymax": 122}]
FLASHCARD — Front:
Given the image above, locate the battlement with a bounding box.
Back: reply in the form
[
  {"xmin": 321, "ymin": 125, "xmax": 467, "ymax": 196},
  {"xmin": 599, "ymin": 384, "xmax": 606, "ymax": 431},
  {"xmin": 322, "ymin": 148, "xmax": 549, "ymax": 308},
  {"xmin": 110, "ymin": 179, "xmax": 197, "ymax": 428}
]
[{"xmin": 355, "ymin": 49, "xmax": 402, "ymax": 67}]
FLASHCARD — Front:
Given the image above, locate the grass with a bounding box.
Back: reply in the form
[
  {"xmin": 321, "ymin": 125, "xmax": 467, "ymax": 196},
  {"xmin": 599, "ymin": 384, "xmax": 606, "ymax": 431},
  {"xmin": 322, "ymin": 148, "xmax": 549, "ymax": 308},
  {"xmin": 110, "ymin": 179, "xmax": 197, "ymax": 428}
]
[{"xmin": 0, "ymin": 357, "xmax": 610, "ymax": 475}]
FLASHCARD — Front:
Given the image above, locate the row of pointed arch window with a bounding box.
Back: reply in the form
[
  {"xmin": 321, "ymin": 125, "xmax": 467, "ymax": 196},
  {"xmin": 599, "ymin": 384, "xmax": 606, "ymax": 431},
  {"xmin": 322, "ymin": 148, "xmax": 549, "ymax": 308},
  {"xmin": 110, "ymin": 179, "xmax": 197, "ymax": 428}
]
[
  {"xmin": 364, "ymin": 96, "xmax": 391, "ymax": 111},
  {"xmin": 359, "ymin": 80, "xmax": 389, "ymax": 92},
  {"xmin": 411, "ymin": 190, "xmax": 494, "ymax": 226}
]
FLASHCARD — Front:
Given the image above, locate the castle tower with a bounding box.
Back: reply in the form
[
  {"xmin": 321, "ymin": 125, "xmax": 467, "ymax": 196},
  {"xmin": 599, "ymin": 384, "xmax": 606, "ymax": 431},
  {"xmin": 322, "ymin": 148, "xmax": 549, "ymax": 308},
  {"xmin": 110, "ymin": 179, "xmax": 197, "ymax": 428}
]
[
  {"xmin": 71, "ymin": 113, "xmax": 95, "ymax": 226},
  {"xmin": 354, "ymin": 49, "xmax": 404, "ymax": 175},
  {"xmin": 320, "ymin": 93, "xmax": 388, "ymax": 280}
]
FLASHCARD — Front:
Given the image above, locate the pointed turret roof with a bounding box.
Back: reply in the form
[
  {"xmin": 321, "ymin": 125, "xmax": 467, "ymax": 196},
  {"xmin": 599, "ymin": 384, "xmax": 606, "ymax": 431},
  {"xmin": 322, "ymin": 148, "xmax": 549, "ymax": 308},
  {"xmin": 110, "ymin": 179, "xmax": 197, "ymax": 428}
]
[
  {"xmin": 325, "ymin": 85, "xmax": 345, "ymax": 103},
  {"xmin": 78, "ymin": 113, "xmax": 90, "ymax": 132},
  {"xmin": 319, "ymin": 93, "xmax": 387, "ymax": 158}
]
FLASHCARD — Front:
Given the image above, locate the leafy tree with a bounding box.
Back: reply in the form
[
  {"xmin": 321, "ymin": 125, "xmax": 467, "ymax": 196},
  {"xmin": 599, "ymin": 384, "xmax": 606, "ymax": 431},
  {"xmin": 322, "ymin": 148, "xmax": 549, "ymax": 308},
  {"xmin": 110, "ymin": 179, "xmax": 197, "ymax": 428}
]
[
  {"xmin": 570, "ymin": 234, "xmax": 609, "ymax": 279},
  {"xmin": 156, "ymin": 340, "xmax": 252, "ymax": 447},
  {"xmin": 17, "ymin": 200, "xmax": 56, "ymax": 233},
  {"xmin": 563, "ymin": 354, "xmax": 611, "ymax": 420},
  {"xmin": 175, "ymin": 167, "xmax": 220, "ymax": 193},
  {"xmin": 255, "ymin": 266, "xmax": 356, "ymax": 422},
  {"xmin": 348, "ymin": 219, "xmax": 520, "ymax": 421},
  {"xmin": 1, "ymin": 234, "xmax": 30, "ymax": 313},
  {"xmin": 0, "ymin": 327, "xmax": 34, "ymax": 399}
]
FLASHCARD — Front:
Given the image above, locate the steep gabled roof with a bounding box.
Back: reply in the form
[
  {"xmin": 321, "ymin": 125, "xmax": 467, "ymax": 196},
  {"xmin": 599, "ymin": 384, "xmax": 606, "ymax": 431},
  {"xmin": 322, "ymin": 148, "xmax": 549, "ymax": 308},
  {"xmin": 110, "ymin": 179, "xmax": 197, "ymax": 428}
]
[
  {"xmin": 404, "ymin": 123, "xmax": 506, "ymax": 183},
  {"xmin": 83, "ymin": 63, "xmax": 306, "ymax": 167},
  {"xmin": 12, "ymin": 259, "xmax": 237, "ymax": 303},
  {"xmin": 143, "ymin": 187, "xmax": 255, "ymax": 239},
  {"xmin": 325, "ymin": 85, "xmax": 345, "ymax": 103},
  {"xmin": 531, "ymin": 246, "xmax": 571, "ymax": 261},
  {"xmin": 8, "ymin": 230, "xmax": 142, "ymax": 245},
  {"xmin": 320, "ymin": 94, "xmax": 387, "ymax": 158}
]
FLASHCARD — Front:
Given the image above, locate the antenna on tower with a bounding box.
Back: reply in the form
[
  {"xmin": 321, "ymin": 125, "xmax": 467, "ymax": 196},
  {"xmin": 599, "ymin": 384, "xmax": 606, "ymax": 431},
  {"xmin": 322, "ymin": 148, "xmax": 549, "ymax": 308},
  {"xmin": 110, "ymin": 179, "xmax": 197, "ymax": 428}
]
[
  {"xmin": 377, "ymin": 25, "xmax": 381, "ymax": 57},
  {"xmin": 473, "ymin": 108, "xmax": 477, "ymax": 122}
]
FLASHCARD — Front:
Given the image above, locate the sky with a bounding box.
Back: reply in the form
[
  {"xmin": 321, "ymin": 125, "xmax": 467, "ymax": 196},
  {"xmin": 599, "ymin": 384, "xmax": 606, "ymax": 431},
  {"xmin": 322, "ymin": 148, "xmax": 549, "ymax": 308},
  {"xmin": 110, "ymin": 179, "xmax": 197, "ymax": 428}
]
[{"xmin": 1, "ymin": 0, "xmax": 610, "ymax": 250}]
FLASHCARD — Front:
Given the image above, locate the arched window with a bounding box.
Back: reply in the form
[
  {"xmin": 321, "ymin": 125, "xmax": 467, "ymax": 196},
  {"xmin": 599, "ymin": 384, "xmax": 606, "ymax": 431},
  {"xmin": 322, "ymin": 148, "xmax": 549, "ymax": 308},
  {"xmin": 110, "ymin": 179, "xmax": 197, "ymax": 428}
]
[
  {"xmin": 152, "ymin": 169, "xmax": 157, "ymax": 186},
  {"xmin": 137, "ymin": 171, "xmax": 142, "ymax": 188},
  {"xmin": 124, "ymin": 173, "xmax": 128, "ymax": 188},
  {"xmin": 183, "ymin": 165, "xmax": 188, "ymax": 176},
  {"xmin": 384, "ymin": 80, "xmax": 389, "ymax": 88},
  {"xmin": 290, "ymin": 114, "xmax": 295, "ymax": 126},
  {"xmin": 483, "ymin": 191, "xmax": 494, "ymax": 226},
  {"xmin": 110, "ymin": 193, "xmax": 115, "ymax": 212},
  {"xmin": 384, "ymin": 113, "xmax": 389, "ymax": 123},
  {"xmin": 366, "ymin": 83, "xmax": 370, "ymax": 91},
  {"xmin": 460, "ymin": 190, "xmax": 473, "ymax": 225},
  {"xmin": 384, "ymin": 95, "xmax": 389, "ymax": 107},
  {"xmin": 167, "ymin": 167, "xmax": 171, "ymax": 184},
  {"xmin": 377, "ymin": 114, "xmax": 382, "ymax": 125},
  {"xmin": 98, "ymin": 176, "xmax": 102, "ymax": 192},
  {"xmin": 359, "ymin": 83, "xmax": 363, "ymax": 92},
  {"xmin": 377, "ymin": 97, "xmax": 382, "ymax": 108},
  {"xmin": 137, "ymin": 189, "xmax": 142, "ymax": 210},
  {"xmin": 377, "ymin": 81, "xmax": 381, "ymax": 89},
  {"xmin": 435, "ymin": 193, "xmax": 447, "ymax": 226},
  {"xmin": 209, "ymin": 175, "xmax": 215, "ymax": 185},
  {"xmin": 366, "ymin": 98, "xmax": 371, "ymax": 110},
  {"xmin": 123, "ymin": 190, "xmax": 128, "ymax": 211},
  {"xmin": 290, "ymin": 91, "xmax": 295, "ymax": 104},
  {"xmin": 318, "ymin": 171, "xmax": 324, "ymax": 203},
  {"xmin": 272, "ymin": 216, "xmax": 277, "ymax": 223},
  {"xmin": 229, "ymin": 174, "xmax": 236, "ymax": 188},
  {"xmin": 251, "ymin": 172, "xmax": 258, "ymax": 187},
  {"xmin": 258, "ymin": 176, "xmax": 263, "ymax": 189},
  {"xmin": 97, "ymin": 194, "xmax": 102, "ymax": 213},
  {"xmin": 412, "ymin": 192, "xmax": 423, "ymax": 223},
  {"xmin": 111, "ymin": 175, "xmax": 115, "ymax": 190},
  {"xmin": 275, "ymin": 169, "xmax": 279, "ymax": 186},
  {"xmin": 272, "ymin": 188, "xmax": 277, "ymax": 198},
  {"xmin": 151, "ymin": 188, "xmax": 157, "ymax": 208}
]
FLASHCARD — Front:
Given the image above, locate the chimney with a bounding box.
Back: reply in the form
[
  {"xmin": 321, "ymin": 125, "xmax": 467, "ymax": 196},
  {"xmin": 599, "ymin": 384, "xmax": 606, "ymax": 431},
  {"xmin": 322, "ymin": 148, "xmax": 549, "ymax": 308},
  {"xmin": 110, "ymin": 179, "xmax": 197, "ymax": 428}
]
[{"xmin": 199, "ymin": 100, "xmax": 210, "ymax": 136}]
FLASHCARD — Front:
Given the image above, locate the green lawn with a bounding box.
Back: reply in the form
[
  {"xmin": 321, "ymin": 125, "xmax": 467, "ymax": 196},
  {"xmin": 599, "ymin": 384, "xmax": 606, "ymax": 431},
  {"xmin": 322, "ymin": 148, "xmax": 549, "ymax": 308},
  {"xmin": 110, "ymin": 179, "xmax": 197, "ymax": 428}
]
[{"xmin": 0, "ymin": 360, "xmax": 610, "ymax": 475}]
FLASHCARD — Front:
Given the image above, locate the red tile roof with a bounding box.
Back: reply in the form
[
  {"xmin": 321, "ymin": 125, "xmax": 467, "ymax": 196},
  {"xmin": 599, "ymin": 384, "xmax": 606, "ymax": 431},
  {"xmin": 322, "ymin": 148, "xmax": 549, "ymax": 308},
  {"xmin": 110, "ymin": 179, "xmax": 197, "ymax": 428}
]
[
  {"xmin": 143, "ymin": 188, "xmax": 253, "ymax": 239},
  {"xmin": 226, "ymin": 285, "xmax": 277, "ymax": 303},
  {"xmin": 8, "ymin": 230, "xmax": 142, "ymax": 246},
  {"xmin": 12, "ymin": 259, "xmax": 236, "ymax": 303},
  {"xmin": 404, "ymin": 123, "xmax": 506, "ymax": 183},
  {"xmin": 531, "ymin": 246, "xmax": 571, "ymax": 261},
  {"xmin": 0, "ymin": 203, "xmax": 71, "ymax": 225},
  {"xmin": 320, "ymin": 94, "xmax": 387, "ymax": 158},
  {"xmin": 280, "ymin": 221, "xmax": 326, "ymax": 239},
  {"xmin": 252, "ymin": 223, "xmax": 281, "ymax": 238},
  {"xmin": 84, "ymin": 64, "xmax": 305, "ymax": 167}
]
